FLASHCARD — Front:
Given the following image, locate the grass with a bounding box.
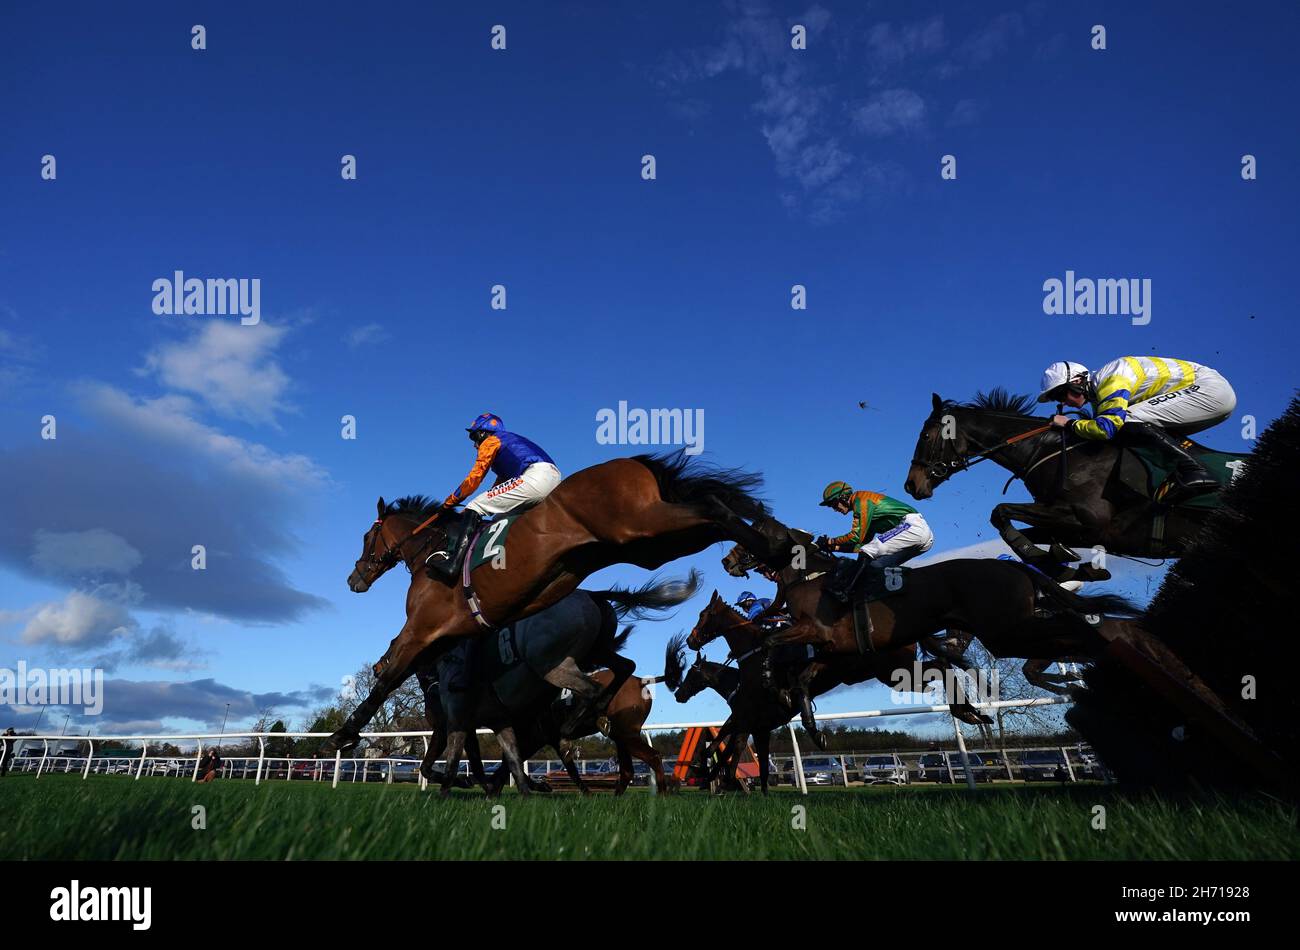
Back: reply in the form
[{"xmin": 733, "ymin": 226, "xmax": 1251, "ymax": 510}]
[{"xmin": 1, "ymin": 773, "xmax": 1296, "ymax": 861}]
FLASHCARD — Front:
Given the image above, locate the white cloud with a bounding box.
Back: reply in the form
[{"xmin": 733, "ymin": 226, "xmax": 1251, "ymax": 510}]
[
  {"xmin": 344, "ymin": 322, "xmax": 389, "ymax": 348},
  {"xmin": 76, "ymin": 382, "xmax": 326, "ymax": 488},
  {"xmin": 32, "ymin": 528, "xmax": 143, "ymax": 576},
  {"xmin": 20, "ymin": 590, "xmax": 137, "ymax": 647},
  {"xmin": 853, "ymin": 89, "xmax": 927, "ymax": 137},
  {"xmin": 141, "ymin": 322, "xmax": 291, "ymax": 425}
]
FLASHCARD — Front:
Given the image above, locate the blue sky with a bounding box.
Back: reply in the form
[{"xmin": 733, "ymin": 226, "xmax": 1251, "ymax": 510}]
[{"xmin": 2, "ymin": 1, "xmax": 1297, "ymax": 737}]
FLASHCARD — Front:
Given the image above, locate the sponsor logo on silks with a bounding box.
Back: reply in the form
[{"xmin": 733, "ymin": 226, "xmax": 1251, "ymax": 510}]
[{"xmin": 49, "ymin": 880, "xmax": 152, "ymax": 931}]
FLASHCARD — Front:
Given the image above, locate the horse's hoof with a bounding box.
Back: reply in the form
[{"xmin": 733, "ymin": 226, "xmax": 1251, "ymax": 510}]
[
  {"xmin": 809, "ymin": 730, "xmax": 829, "ymax": 751},
  {"xmin": 320, "ymin": 729, "xmax": 359, "ymax": 757}
]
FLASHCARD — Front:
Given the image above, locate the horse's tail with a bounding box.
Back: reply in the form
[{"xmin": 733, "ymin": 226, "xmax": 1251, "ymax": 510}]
[
  {"xmin": 663, "ymin": 631, "xmax": 690, "ymax": 692},
  {"xmin": 589, "ymin": 569, "xmax": 702, "ymax": 620},
  {"xmin": 1036, "ymin": 579, "xmax": 1142, "ymax": 618},
  {"xmin": 611, "ymin": 625, "xmax": 634, "ymax": 654},
  {"xmin": 634, "ymin": 451, "xmax": 769, "ymax": 521}
]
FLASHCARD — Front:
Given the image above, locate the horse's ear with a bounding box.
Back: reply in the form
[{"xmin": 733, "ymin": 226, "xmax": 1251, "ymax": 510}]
[
  {"xmin": 931, "ymin": 393, "xmax": 943, "ymax": 412},
  {"xmin": 376, "ymin": 497, "xmax": 386, "ymax": 518}
]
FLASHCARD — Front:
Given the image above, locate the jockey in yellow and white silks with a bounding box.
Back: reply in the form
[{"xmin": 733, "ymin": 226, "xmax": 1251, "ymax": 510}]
[{"xmin": 1037, "ymin": 357, "xmax": 1237, "ymax": 499}]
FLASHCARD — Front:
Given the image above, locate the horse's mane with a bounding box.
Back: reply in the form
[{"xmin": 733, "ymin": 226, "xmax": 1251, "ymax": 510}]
[
  {"xmin": 951, "ymin": 387, "xmax": 1039, "ymax": 416},
  {"xmin": 384, "ymin": 495, "xmax": 441, "ymax": 519},
  {"xmin": 663, "ymin": 632, "xmax": 691, "ymax": 692}
]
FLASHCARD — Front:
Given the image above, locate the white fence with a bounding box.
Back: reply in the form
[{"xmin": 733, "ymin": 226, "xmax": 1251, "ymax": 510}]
[{"xmin": 0, "ymin": 696, "xmax": 1071, "ymax": 795}]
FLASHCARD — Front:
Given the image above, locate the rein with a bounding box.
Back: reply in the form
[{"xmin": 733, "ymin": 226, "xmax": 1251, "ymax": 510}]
[{"xmin": 915, "ymin": 418, "xmax": 1053, "ymax": 485}]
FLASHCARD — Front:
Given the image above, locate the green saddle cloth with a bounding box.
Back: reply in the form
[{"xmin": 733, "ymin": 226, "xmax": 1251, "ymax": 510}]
[{"xmin": 1122, "ymin": 441, "xmax": 1247, "ymax": 510}]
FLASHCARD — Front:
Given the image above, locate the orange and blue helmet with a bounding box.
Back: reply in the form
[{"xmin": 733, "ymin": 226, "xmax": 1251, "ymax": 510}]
[
  {"xmin": 820, "ymin": 481, "xmax": 853, "ymax": 506},
  {"xmin": 467, "ymin": 413, "xmax": 504, "ymax": 433}
]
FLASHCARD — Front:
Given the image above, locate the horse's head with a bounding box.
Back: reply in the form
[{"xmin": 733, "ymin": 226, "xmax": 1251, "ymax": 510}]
[
  {"xmin": 348, "ymin": 497, "xmax": 407, "ymax": 592},
  {"xmin": 721, "ymin": 543, "xmax": 761, "ymax": 578},
  {"xmin": 664, "ymin": 631, "xmax": 716, "ymax": 703},
  {"xmin": 685, "ymin": 590, "xmax": 749, "ymax": 650},
  {"xmin": 906, "ymin": 393, "xmax": 971, "ymax": 500}
]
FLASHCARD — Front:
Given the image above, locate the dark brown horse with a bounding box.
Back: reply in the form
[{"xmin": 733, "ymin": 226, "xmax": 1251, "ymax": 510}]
[
  {"xmin": 323, "ymin": 453, "xmax": 768, "ymax": 755},
  {"xmin": 719, "ymin": 513, "xmax": 1138, "ymax": 689},
  {"xmin": 684, "ymin": 589, "xmax": 989, "ymax": 744},
  {"xmin": 905, "ymin": 390, "xmax": 1242, "ymax": 579}
]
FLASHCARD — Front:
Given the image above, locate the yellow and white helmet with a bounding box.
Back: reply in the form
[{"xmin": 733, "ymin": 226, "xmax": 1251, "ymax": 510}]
[{"xmin": 1037, "ymin": 361, "xmax": 1090, "ymax": 403}]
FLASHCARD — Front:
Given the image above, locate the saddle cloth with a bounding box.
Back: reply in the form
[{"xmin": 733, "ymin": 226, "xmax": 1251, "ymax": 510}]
[
  {"xmin": 479, "ymin": 591, "xmax": 603, "ymax": 712},
  {"xmin": 1119, "ymin": 442, "xmax": 1246, "ymax": 510}
]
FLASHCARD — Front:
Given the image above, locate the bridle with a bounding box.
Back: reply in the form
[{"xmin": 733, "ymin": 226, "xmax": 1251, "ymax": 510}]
[
  {"xmin": 359, "ymin": 516, "xmax": 430, "ymax": 576},
  {"xmin": 912, "ymin": 410, "xmax": 1053, "ymax": 487}
]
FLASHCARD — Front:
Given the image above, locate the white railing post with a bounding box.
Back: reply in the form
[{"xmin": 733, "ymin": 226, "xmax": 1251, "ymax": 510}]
[
  {"xmin": 255, "ymin": 737, "xmax": 266, "ymax": 786},
  {"xmin": 332, "ymin": 750, "xmax": 342, "ymax": 789},
  {"xmin": 1060, "ymin": 746, "xmax": 1076, "ymax": 782},
  {"xmin": 135, "ymin": 742, "xmax": 148, "ymax": 780},
  {"xmin": 951, "ymin": 718, "xmax": 976, "ymax": 792},
  {"xmin": 420, "ymin": 736, "xmax": 430, "ymax": 792},
  {"xmin": 36, "ymin": 738, "xmax": 50, "ymax": 778},
  {"xmin": 839, "ymin": 754, "xmax": 849, "ymax": 787},
  {"xmin": 192, "ymin": 740, "xmax": 203, "ymax": 782},
  {"xmin": 1001, "ymin": 748, "xmax": 1013, "ymax": 781},
  {"xmin": 82, "ymin": 740, "xmax": 95, "ymax": 780},
  {"xmin": 788, "ymin": 723, "xmax": 807, "ymax": 795},
  {"xmin": 943, "ymin": 750, "xmax": 955, "ymax": 784}
]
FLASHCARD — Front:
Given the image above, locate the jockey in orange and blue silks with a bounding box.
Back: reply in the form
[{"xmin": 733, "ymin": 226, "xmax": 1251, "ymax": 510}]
[{"xmin": 441, "ymin": 413, "xmax": 562, "ymax": 520}]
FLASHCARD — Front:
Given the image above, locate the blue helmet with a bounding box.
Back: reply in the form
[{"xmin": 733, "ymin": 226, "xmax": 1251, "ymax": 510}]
[
  {"xmin": 467, "ymin": 413, "xmax": 504, "ymax": 434},
  {"xmin": 736, "ymin": 591, "xmax": 757, "ymax": 604}
]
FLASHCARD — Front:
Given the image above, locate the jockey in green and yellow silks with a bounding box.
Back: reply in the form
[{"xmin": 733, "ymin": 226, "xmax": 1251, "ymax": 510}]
[{"xmin": 815, "ymin": 482, "xmax": 935, "ymax": 603}]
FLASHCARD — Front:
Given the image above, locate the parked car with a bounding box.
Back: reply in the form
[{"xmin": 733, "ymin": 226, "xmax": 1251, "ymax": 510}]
[
  {"xmin": 1019, "ymin": 749, "xmax": 1069, "ymax": 782},
  {"xmin": 797, "ymin": 755, "xmax": 843, "ymax": 786},
  {"xmin": 859, "ymin": 753, "xmax": 908, "ymax": 785},
  {"xmin": 388, "ymin": 755, "xmax": 422, "ymax": 783}
]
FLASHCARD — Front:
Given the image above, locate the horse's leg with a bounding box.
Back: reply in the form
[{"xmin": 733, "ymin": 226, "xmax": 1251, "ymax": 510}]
[
  {"xmin": 543, "ymin": 657, "xmax": 612, "ymax": 733},
  {"xmin": 464, "ymin": 732, "xmax": 493, "ymax": 794},
  {"xmin": 439, "ymin": 730, "xmax": 467, "ymax": 798},
  {"xmin": 557, "ymin": 740, "xmax": 590, "ymax": 795},
  {"xmin": 755, "ymin": 730, "xmax": 771, "ymax": 795},
  {"xmin": 623, "ymin": 731, "xmax": 665, "ymax": 795},
  {"xmin": 495, "ymin": 726, "xmax": 531, "ymax": 797},
  {"xmin": 990, "ymin": 503, "xmax": 1101, "ymax": 580},
  {"xmin": 613, "ymin": 739, "xmax": 634, "ymax": 796}
]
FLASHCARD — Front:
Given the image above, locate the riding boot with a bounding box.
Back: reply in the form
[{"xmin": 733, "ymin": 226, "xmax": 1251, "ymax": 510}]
[
  {"xmin": 825, "ymin": 556, "xmax": 869, "ymax": 603},
  {"xmin": 1121, "ymin": 422, "xmax": 1218, "ymax": 501}
]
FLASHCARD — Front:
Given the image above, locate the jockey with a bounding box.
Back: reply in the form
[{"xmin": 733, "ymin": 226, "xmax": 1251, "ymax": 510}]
[
  {"xmin": 441, "ymin": 413, "xmax": 562, "ymax": 531},
  {"xmin": 735, "ymin": 590, "xmax": 772, "ymax": 620},
  {"xmin": 1037, "ymin": 357, "xmax": 1236, "ymax": 501},
  {"xmin": 815, "ymin": 482, "xmax": 934, "ymax": 602}
]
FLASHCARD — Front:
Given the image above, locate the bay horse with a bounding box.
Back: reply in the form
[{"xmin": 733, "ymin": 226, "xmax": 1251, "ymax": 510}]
[
  {"xmin": 323, "ymin": 453, "xmax": 768, "ymax": 755},
  {"xmin": 718, "ymin": 513, "xmax": 1138, "ymax": 688},
  {"xmin": 905, "ymin": 390, "xmax": 1240, "ymax": 578}
]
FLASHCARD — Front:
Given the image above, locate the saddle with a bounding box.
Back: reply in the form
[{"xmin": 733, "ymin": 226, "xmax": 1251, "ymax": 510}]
[
  {"xmin": 424, "ymin": 510, "xmax": 482, "ymax": 581},
  {"xmin": 827, "ymin": 559, "xmax": 909, "ymax": 653},
  {"xmin": 1118, "ymin": 441, "xmax": 1245, "ymax": 510}
]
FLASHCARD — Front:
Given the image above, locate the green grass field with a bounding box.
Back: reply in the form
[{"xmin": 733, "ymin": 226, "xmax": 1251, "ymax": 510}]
[{"xmin": 2, "ymin": 773, "xmax": 1295, "ymax": 860}]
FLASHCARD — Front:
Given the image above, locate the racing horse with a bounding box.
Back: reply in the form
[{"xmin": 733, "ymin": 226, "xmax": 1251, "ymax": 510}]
[
  {"xmin": 905, "ymin": 390, "xmax": 1242, "ymax": 578},
  {"xmin": 322, "ymin": 453, "xmax": 768, "ymax": 756},
  {"xmin": 414, "ymin": 574, "xmax": 696, "ymax": 797},
  {"xmin": 684, "ymin": 590, "xmax": 990, "ymax": 746},
  {"xmin": 718, "ymin": 513, "xmax": 1138, "ymax": 689}
]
